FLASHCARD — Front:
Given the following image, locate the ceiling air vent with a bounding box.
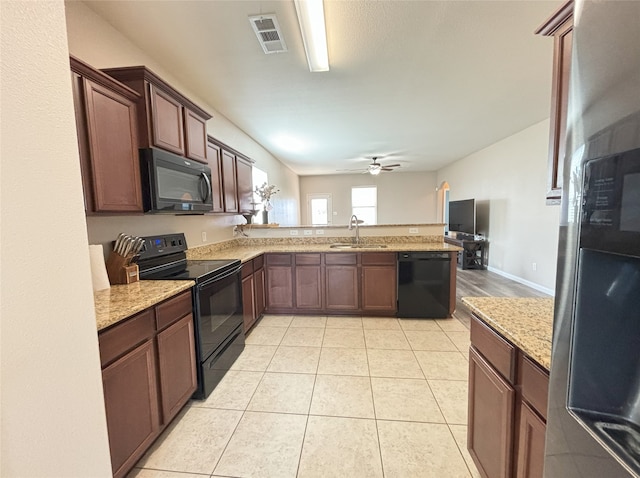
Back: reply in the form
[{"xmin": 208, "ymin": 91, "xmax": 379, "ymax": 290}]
[{"xmin": 249, "ymin": 14, "xmax": 288, "ymax": 54}]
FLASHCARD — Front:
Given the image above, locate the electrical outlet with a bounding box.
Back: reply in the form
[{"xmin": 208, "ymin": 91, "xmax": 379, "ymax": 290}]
[
  {"xmin": 316, "ymin": 229, "xmax": 325, "ymax": 235},
  {"xmin": 409, "ymin": 228, "xmax": 419, "ymax": 234},
  {"xmin": 201, "ymin": 231, "xmax": 207, "ymax": 242},
  {"xmin": 303, "ymin": 230, "xmax": 313, "ymax": 236},
  {"xmin": 290, "ymin": 230, "xmax": 299, "ymax": 236},
  {"xmin": 333, "ymin": 211, "xmax": 338, "ymax": 216},
  {"xmin": 532, "ymin": 262, "xmax": 537, "ymax": 271}
]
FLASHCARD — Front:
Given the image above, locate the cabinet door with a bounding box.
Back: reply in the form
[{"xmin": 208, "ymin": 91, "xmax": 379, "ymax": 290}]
[
  {"xmin": 206, "ymin": 141, "xmax": 225, "ymax": 213},
  {"xmin": 82, "ymin": 77, "xmax": 142, "ymax": 212},
  {"xmin": 325, "ymin": 265, "xmax": 359, "ymax": 311},
  {"xmin": 295, "ymin": 265, "xmax": 323, "ymax": 309},
  {"xmin": 242, "ymin": 274, "xmax": 256, "ymax": 332},
  {"xmin": 102, "ymin": 340, "xmax": 160, "ymax": 478},
  {"xmin": 184, "ymin": 108, "xmax": 208, "ymax": 163},
  {"xmin": 236, "ymin": 156, "xmax": 254, "ymax": 214},
  {"xmin": 156, "ymin": 314, "xmax": 197, "ymax": 425},
  {"xmin": 149, "ymin": 84, "xmax": 185, "ymax": 155},
  {"xmin": 468, "ymin": 347, "xmax": 516, "ymax": 478},
  {"xmin": 516, "ymin": 402, "xmax": 546, "ymax": 478},
  {"xmin": 536, "ymin": 4, "xmax": 573, "ymax": 204},
  {"xmin": 361, "ymin": 265, "xmax": 397, "ymax": 314},
  {"xmin": 254, "ymin": 266, "xmax": 266, "ymax": 318},
  {"xmin": 221, "ymin": 149, "xmax": 239, "ymax": 213},
  {"xmin": 266, "ymin": 266, "xmax": 294, "ymax": 310}
]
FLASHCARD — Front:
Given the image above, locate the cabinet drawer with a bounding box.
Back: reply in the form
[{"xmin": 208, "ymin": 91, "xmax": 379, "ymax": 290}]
[
  {"xmin": 155, "ymin": 291, "xmax": 192, "ymax": 331},
  {"xmin": 471, "ymin": 315, "xmax": 516, "ymax": 383},
  {"xmin": 520, "ymin": 355, "xmax": 549, "ymax": 421},
  {"xmin": 296, "ymin": 253, "xmax": 321, "ymax": 265},
  {"xmin": 254, "ymin": 254, "xmax": 264, "ymax": 270},
  {"xmin": 325, "ymin": 252, "xmax": 357, "ymax": 265},
  {"xmin": 361, "ymin": 252, "xmax": 396, "ymax": 265},
  {"xmin": 99, "ymin": 309, "xmax": 155, "ymax": 367},
  {"xmin": 241, "ymin": 260, "xmax": 254, "ymax": 279},
  {"xmin": 266, "ymin": 253, "xmax": 292, "ymax": 266}
]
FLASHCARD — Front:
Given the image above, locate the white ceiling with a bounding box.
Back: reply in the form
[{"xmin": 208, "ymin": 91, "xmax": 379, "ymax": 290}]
[{"xmin": 84, "ymin": 0, "xmax": 562, "ymax": 176}]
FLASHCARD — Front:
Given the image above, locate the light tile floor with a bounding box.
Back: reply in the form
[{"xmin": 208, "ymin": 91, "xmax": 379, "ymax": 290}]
[{"xmin": 129, "ymin": 314, "xmax": 481, "ymax": 478}]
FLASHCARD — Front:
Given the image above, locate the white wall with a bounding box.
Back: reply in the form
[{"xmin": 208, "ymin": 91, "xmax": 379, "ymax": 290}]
[
  {"xmin": 1, "ymin": 1, "xmax": 112, "ymax": 475},
  {"xmin": 64, "ymin": 1, "xmax": 300, "ymax": 252},
  {"xmin": 437, "ymin": 120, "xmax": 560, "ymax": 292},
  {"xmin": 299, "ymin": 171, "xmax": 438, "ymax": 226}
]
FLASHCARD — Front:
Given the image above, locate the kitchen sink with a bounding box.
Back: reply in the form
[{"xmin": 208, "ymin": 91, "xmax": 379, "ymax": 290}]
[{"xmin": 329, "ymin": 243, "xmax": 388, "ymax": 249}]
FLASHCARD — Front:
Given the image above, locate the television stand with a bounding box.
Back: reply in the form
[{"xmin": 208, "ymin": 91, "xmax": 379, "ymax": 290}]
[{"xmin": 444, "ymin": 236, "xmax": 486, "ymax": 270}]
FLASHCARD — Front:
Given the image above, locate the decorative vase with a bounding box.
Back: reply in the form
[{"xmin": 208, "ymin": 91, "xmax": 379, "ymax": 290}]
[{"xmin": 262, "ymin": 210, "xmax": 269, "ymax": 224}]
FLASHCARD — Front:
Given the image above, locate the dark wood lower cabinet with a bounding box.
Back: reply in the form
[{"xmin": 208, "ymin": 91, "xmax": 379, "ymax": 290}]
[
  {"xmin": 242, "ymin": 272, "xmax": 256, "ymax": 331},
  {"xmin": 98, "ymin": 290, "xmax": 196, "ymax": 478},
  {"xmin": 468, "ymin": 315, "xmax": 550, "ymax": 478},
  {"xmin": 263, "ymin": 252, "xmax": 399, "ymax": 315},
  {"xmin": 156, "ymin": 313, "xmax": 197, "ymax": 423},
  {"xmin": 468, "ymin": 347, "xmax": 515, "ymax": 478},
  {"xmin": 325, "ymin": 265, "xmax": 359, "ymax": 311},
  {"xmin": 517, "ymin": 402, "xmax": 546, "ymax": 478},
  {"xmin": 102, "ymin": 340, "xmax": 159, "ymax": 478},
  {"xmin": 361, "ymin": 264, "xmax": 397, "ymax": 313},
  {"xmin": 241, "ymin": 256, "xmax": 266, "ymax": 332}
]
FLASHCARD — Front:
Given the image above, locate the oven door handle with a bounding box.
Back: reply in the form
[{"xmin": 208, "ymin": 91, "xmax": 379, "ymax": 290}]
[
  {"xmin": 198, "ymin": 264, "xmax": 242, "ymax": 288},
  {"xmin": 207, "ymin": 329, "xmax": 242, "ymax": 368}
]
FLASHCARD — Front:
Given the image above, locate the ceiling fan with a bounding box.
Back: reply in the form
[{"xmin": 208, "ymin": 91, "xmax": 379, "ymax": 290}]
[{"xmin": 337, "ymin": 156, "xmax": 402, "ymax": 175}]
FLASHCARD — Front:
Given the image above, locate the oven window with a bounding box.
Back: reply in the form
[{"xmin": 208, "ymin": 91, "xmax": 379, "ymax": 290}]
[{"xmin": 197, "ymin": 273, "xmax": 242, "ymax": 359}]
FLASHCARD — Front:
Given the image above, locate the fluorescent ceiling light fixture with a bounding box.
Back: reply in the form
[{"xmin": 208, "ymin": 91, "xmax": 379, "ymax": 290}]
[{"xmin": 294, "ymin": 0, "xmax": 329, "ymax": 72}]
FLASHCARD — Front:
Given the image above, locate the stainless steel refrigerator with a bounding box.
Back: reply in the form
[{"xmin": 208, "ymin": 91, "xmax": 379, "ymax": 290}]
[{"xmin": 545, "ymin": 1, "xmax": 640, "ymax": 476}]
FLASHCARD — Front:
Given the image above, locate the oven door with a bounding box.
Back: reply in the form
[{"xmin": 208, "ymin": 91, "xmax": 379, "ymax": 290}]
[{"xmin": 194, "ymin": 265, "xmax": 243, "ymax": 361}]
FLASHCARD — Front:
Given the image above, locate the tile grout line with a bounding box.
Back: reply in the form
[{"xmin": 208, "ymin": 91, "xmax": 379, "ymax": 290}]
[{"xmin": 365, "ymin": 320, "xmax": 388, "ymax": 478}]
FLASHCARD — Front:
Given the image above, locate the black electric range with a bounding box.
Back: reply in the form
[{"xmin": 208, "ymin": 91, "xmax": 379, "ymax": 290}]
[{"xmin": 137, "ymin": 233, "xmax": 244, "ymax": 399}]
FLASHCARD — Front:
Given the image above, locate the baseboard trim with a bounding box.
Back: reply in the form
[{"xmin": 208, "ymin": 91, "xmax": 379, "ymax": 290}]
[{"xmin": 486, "ymin": 266, "xmax": 555, "ymax": 296}]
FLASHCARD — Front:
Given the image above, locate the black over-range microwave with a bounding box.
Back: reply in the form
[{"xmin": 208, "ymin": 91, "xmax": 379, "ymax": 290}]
[{"xmin": 140, "ymin": 147, "xmax": 213, "ymax": 214}]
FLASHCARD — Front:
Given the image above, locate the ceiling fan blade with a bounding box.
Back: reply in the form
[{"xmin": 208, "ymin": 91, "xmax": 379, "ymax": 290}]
[
  {"xmin": 381, "ymin": 168, "xmax": 395, "ymax": 171},
  {"xmin": 383, "ymin": 164, "xmax": 401, "ymax": 168},
  {"xmin": 336, "ymin": 168, "xmax": 366, "ymax": 172}
]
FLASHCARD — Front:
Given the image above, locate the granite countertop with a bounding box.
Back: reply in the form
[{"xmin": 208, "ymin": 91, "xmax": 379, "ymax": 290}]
[
  {"xmin": 95, "ymin": 280, "xmax": 195, "ymax": 331},
  {"xmin": 188, "ymin": 242, "xmax": 462, "ymax": 262},
  {"xmin": 461, "ymin": 296, "xmax": 554, "ymax": 371}
]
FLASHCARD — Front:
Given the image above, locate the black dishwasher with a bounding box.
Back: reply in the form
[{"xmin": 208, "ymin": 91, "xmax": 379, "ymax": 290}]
[{"xmin": 397, "ymin": 252, "xmax": 451, "ymax": 318}]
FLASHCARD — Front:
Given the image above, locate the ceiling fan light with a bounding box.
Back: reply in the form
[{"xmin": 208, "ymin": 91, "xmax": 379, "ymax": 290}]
[
  {"xmin": 294, "ymin": 0, "xmax": 329, "ymax": 72},
  {"xmin": 369, "ymin": 165, "xmax": 382, "ymax": 175}
]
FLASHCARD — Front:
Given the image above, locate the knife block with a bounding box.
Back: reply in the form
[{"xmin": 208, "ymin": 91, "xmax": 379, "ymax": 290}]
[{"xmin": 106, "ymin": 252, "xmax": 139, "ymax": 285}]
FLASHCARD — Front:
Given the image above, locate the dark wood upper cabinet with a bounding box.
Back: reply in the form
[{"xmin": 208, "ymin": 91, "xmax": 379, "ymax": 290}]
[
  {"xmin": 207, "ymin": 137, "xmax": 255, "ymax": 215},
  {"xmin": 149, "ymin": 84, "xmax": 185, "ymax": 156},
  {"xmin": 184, "ymin": 109, "xmax": 208, "ymax": 163},
  {"xmin": 101, "ymin": 65, "xmax": 212, "ymax": 163},
  {"xmin": 206, "ymin": 139, "xmax": 225, "ymax": 213},
  {"xmin": 221, "ymin": 149, "xmax": 239, "ymax": 213},
  {"xmin": 71, "ymin": 56, "xmax": 143, "ymax": 213},
  {"xmin": 536, "ymin": 1, "xmax": 574, "ymax": 205},
  {"xmin": 236, "ymin": 156, "xmax": 255, "ymax": 214}
]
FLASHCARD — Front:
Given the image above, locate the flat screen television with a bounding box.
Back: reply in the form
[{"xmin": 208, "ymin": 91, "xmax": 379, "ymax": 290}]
[{"xmin": 448, "ymin": 198, "xmax": 475, "ymax": 235}]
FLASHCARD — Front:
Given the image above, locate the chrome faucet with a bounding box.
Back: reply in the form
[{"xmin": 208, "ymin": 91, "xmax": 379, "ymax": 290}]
[{"xmin": 349, "ymin": 214, "xmax": 360, "ymax": 244}]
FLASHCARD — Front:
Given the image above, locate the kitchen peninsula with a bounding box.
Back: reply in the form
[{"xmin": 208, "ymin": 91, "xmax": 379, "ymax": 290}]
[{"xmin": 462, "ymin": 296, "xmax": 554, "ymax": 478}]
